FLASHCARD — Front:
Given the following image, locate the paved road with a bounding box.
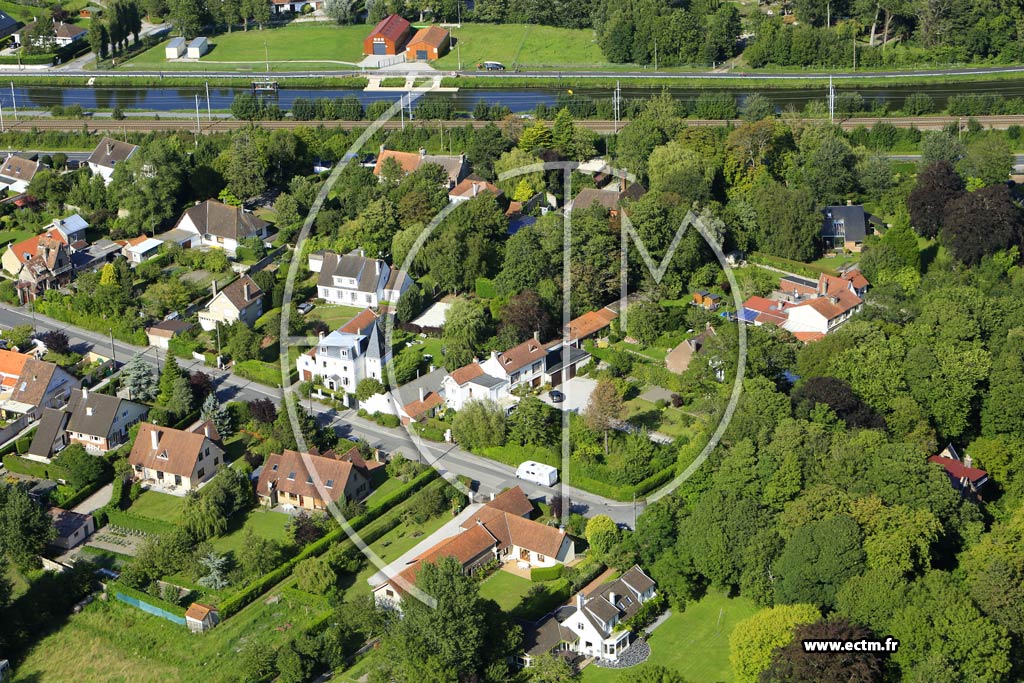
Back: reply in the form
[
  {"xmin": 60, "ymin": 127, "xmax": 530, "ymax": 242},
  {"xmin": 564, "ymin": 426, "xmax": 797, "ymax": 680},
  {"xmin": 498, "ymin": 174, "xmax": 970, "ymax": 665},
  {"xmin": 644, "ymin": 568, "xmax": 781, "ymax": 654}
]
[
  {"xmin": 887, "ymin": 152, "xmax": 1024, "ymax": 172},
  {"xmin": 0, "ymin": 305, "xmax": 640, "ymax": 525}
]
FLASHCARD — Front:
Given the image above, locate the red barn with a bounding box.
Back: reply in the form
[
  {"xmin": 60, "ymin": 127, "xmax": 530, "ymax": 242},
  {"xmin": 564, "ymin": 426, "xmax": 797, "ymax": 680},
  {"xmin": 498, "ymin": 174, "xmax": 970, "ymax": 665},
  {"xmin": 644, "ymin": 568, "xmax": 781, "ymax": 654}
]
[{"xmin": 364, "ymin": 14, "xmax": 411, "ymax": 56}]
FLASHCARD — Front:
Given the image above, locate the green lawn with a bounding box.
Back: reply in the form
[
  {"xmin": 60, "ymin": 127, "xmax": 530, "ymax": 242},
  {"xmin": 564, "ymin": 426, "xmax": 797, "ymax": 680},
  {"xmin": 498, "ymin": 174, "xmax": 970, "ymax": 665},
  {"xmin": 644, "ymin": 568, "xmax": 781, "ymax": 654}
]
[
  {"xmin": 616, "ymin": 340, "xmax": 669, "ymax": 362},
  {"xmin": 119, "ymin": 24, "xmax": 371, "ymax": 71},
  {"xmin": 810, "ymin": 251, "xmax": 861, "ymax": 271},
  {"xmin": 309, "ymin": 303, "xmax": 365, "ymax": 330},
  {"xmin": 478, "ymin": 570, "xmax": 534, "ymax": 612},
  {"xmin": 345, "ymin": 511, "xmax": 453, "ymax": 599},
  {"xmin": 0, "ymin": 228, "xmax": 36, "ymax": 249},
  {"xmin": 582, "ymin": 592, "xmax": 758, "ymax": 683},
  {"xmin": 623, "ymin": 397, "xmax": 694, "ymax": 439},
  {"xmin": 126, "ymin": 491, "xmax": 186, "ymax": 523},
  {"xmin": 210, "ymin": 507, "xmax": 292, "ymax": 556},
  {"xmin": 436, "ymin": 24, "xmax": 607, "ymax": 70}
]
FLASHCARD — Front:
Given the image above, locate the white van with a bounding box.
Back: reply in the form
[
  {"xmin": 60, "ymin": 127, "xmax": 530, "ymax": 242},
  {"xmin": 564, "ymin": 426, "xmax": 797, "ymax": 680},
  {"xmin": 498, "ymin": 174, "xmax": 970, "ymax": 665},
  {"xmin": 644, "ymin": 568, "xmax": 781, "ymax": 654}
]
[{"xmin": 516, "ymin": 461, "xmax": 558, "ymax": 487}]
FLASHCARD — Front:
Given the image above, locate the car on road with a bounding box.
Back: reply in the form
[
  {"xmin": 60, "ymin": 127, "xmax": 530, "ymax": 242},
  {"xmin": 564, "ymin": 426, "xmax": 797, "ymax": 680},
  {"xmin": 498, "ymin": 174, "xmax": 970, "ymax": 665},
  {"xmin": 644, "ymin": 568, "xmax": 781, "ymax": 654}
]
[
  {"xmin": 297, "ymin": 302, "xmax": 315, "ymax": 315},
  {"xmin": 549, "ymin": 390, "xmax": 565, "ymax": 403},
  {"xmin": 516, "ymin": 460, "xmax": 558, "ymax": 486},
  {"xmin": 481, "ymin": 61, "xmax": 505, "ymax": 71}
]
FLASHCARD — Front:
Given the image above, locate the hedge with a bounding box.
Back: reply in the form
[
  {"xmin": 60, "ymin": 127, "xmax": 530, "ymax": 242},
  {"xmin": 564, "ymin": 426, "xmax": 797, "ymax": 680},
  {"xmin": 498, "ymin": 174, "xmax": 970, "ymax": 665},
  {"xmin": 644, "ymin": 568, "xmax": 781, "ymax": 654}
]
[
  {"xmin": 0, "ymin": 54, "xmax": 53, "ymax": 65},
  {"xmin": 109, "ymin": 581, "xmax": 188, "ymax": 617},
  {"xmin": 234, "ymin": 359, "xmax": 291, "ymax": 387},
  {"xmin": 530, "ymin": 565, "xmax": 564, "ymax": 582},
  {"xmin": 55, "ymin": 477, "xmax": 108, "ymax": 511},
  {"xmin": 3, "ymin": 453, "xmax": 70, "ymax": 481},
  {"xmin": 479, "ymin": 444, "xmax": 560, "ymax": 469},
  {"xmin": 219, "ymin": 467, "xmax": 439, "ymax": 617}
]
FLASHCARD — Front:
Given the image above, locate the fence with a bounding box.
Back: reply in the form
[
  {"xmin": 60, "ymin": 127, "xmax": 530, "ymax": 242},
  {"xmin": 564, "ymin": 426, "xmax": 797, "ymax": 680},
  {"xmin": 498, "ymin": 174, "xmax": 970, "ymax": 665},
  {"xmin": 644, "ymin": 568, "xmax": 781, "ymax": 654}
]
[{"xmin": 114, "ymin": 591, "xmax": 186, "ymax": 626}]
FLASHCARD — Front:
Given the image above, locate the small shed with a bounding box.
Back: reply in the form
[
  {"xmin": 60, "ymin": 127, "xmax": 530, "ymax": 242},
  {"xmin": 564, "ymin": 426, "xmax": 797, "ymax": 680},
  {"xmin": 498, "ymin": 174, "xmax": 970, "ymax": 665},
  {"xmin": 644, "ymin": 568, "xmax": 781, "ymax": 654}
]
[
  {"xmin": 186, "ymin": 36, "xmax": 208, "ymax": 59},
  {"xmin": 363, "ymin": 14, "xmax": 411, "ymax": 55},
  {"xmin": 692, "ymin": 290, "xmax": 722, "ymax": 311},
  {"xmin": 185, "ymin": 602, "xmax": 219, "ymax": 633},
  {"xmin": 405, "ymin": 25, "xmax": 450, "ymax": 61},
  {"xmin": 165, "ymin": 36, "xmax": 186, "ymax": 59},
  {"xmin": 48, "ymin": 508, "xmax": 95, "ymax": 550}
]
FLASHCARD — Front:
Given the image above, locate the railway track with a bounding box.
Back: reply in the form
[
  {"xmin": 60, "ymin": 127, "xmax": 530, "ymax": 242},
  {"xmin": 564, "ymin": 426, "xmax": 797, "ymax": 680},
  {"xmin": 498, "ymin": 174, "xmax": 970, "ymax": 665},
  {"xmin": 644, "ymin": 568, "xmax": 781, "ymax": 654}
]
[{"xmin": 4, "ymin": 114, "xmax": 1024, "ymax": 134}]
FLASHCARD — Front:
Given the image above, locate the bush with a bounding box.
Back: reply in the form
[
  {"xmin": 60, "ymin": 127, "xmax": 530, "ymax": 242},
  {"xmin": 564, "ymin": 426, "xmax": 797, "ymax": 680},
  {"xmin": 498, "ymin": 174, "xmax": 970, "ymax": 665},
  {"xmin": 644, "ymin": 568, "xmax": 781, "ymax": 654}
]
[
  {"xmin": 3, "ymin": 453, "xmax": 70, "ymax": 481},
  {"xmin": 530, "ymin": 565, "xmax": 564, "ymax": 582}
]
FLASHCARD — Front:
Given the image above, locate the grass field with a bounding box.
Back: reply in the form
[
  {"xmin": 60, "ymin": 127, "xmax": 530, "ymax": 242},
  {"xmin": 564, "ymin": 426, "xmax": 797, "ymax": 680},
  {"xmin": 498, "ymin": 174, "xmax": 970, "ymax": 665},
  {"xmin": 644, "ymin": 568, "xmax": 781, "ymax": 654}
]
[
  {"xmin": 210, "ymin": 507, "xmax": 292, "ymax": 556},
  {"xmin": 0, "ymin": 0, "xmax": 90, "ymax": 23},
  {"xmin": 125, "ymin": 491, "xmax": 186, "ymax": 523},
  {"xmin": 478, "ymin": 570, "xmax": 534, "ymax": 612},
  {"xmin": 308, "ymin": 303, "xmax": 365, "ymax": 330},
  {"xmin": 623, "ymin": 398, "xmax": 694, "ymax": 439},
  {"xmin": 581, "ymin": 592, "xmax": 758, "ymax": 683},
  {"xmin": 119, "ymin": 24, "xmax": 371, "ymax": 72},
  {"xmin": 435, "ymin": 24, "xmax": 606, "ymax": 70},
  {"xmin": 345, "ymin": 510, "xmax": 453, "ymax": 599}
]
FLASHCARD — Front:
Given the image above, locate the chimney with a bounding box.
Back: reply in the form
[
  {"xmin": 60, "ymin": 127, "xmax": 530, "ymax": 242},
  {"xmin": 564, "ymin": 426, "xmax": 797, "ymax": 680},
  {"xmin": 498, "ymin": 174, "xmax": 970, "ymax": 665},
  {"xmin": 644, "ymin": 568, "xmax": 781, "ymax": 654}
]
[
  {"xmin": 419, "ymin": 148, "xmax": 426, "ymax": 158},
  {"xmin": 490, "ymin": 492, "xmax": 495, "ymax": 501},
  {"xmin": 204, "ymin": 423, "xmax": 211, "ymax": 438},
  {"xmin": 379, "ymin": 143, "xmax": 385, "ymax": 155},
  {"xmin": 318, "ymin": 330, "xmax": 325, "ymax": 341},
  {"xmin": 418, "ymin": 387, "xmax": 425, "ymax": 402},
  {"xmin": 965, "ymin": 454, "xmax": 973, "ymax": 468},
  {"xmin": 150, "ymin": 428, "xmax": 159, "ymax": 450},
  {"xmin": 608, "ymin": 591, "xmax": 617, "ymax": 606},
  {"xmin": 81, "ymin": 386, "xmax": 88, "ymax": 400},
  {"xmin": 576, "ymin": 592, "xmax": 584, "ymax": 610},
  {"xmin": 86, "ymin": 407, "xmax": 93, "ymax": 417},
  {"xmin": 846, "ymin": 199, "xmax": 853, "ymax": 206},
  {"xmin": 211, "ymin": 280, "xmax": 217, "ymax": 297},
  {"xmin": 106, "ymin": 142, "xmax": 114, "ymax": 156},
  {"xmin": 375, "ymin": 260, "xmax": 381, "ymax": 275},
  {"xmin": 243, "ymin": 282, "xmax": 251, "ymax": 301},
  {"xmin": 533, "ymin": 330, "xmax": 541, "ymax": 343},
  {"xmin": 472, "ymin": 182, "xmax": 479, "ymax": 197},
  {"xmin": 429, "ymin": 364, "xmax": 435, "ymax": 373}
]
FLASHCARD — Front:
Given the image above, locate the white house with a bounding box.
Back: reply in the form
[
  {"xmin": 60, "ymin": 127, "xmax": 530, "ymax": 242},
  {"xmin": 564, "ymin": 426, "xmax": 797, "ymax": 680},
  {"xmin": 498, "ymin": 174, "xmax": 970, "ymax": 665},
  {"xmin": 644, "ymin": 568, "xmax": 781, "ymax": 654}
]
[
  {"xmin": 520, "ymin": 565, "xmax": 657, "ymax": 667},
  {"xmin": 782, "ymin": 273, "xmax": 866, "ymax": 340},
  {"xmin": 127, "ymin": 421, "xmax": 224, "ymax": 493},
  {"xmin": 309, "ymin": 249, "xmax": 412, "ymax": 309},
  {"xmin": 124, "ymin": 237, "xmax": 163, "ymax": 264},
  {"xmin": 198, "ymin": 276, "xmax": 264, "ymax": 332},
  {"xmin": 0, "ymin": 155, "xmax": 41, "ymax": 193},
  {"xmin": 87, "ymin": 138, "xmax": 138, "ymax": 185},
  {"xmin": 170, "ymin": 199, "xmax": 270, "ymax": 257},
  {"xmin": 14, "ymin": 20, "xmax": 86, "ymax": 48},
  {"xmin": 480, "ymin": 335, "xmax": 590, "ymax": 391},
  {"xmin": 296, "ymin": 308, "xmax": 390, "ymax": 392},
  {"xmin": 443, "ymin": 362, "xmax": 516, "ymax": 413}
]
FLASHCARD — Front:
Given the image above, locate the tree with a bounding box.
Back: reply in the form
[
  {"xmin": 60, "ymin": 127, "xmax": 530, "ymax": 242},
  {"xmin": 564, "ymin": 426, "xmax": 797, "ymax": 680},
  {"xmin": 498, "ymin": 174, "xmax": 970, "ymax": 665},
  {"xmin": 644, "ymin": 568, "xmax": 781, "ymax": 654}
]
[
  {"xmin": 236, "ymin": 528, "xmax": 280, "ymax": 578},
  {"xmin": 585, "ymin": 380, "xmax": 623, "ymax": 456},
  {"xmin": 276, "ymin": 640, "xmax": 314, "ymax": 683},
  {"xmin": 762, "ymin": 618, "xmax": 885, "ymax": 683},
  {"xmin": 182, "ymin": 494, "xmax": 228, "ymax": 540},
  {"xmin": 941, "ymin": 184, "xmax": 1022, "ymax": 265},
  {"xmin": 249, "ymin": 398, "xmax": 277, "ymax": 424},
  {"xmin": 442, "ymin": 299, "xmax": 489, "ymax": 369},
  {"xmin": 585, "ymin": 515, "xmax": 619, "ymax": 558},
  {"xmin": 981, "ymin": 330, "xmax": 1024, "ymax": 437},
  {"xmin": 791, "ymin": 377, "xmax": 883, "ymax": 429},
  {"xmin": 751, "ymin": 178, "xmax": 821, "ymax": 262},
  {"xmin": 157, "ymin": 355, "xmax": 184, "ymax": 406},
  {"xmin": 197, "ymin": 552, "xmax": 229, "ymax": 589},
  {"xmin": 289, "ymin": 511, "xmax": 326, "ymax": 545},
  {"xmin": 294, "ymin": 555, "xmax": 335, "ymax": 594},
  {"xmin": 395, "ymin": 284, "xmax": 423, "ymax": 323},
  {"xmin": 55, "ymin": 444, "xmax": 105, "ymax": 489},
  {"xmin": 224, "ymin": 323, "xmax": 260, "ymax": 362},
  {"xmin": 774, "ymin": 515, "xmax": 865, "ymax": 609},
  {"xmin": 729, "ymin": 604, "xmax": 821, "ymax": 683},
  {"xmin": 88, "ymin": 23, "xmax": 108, "ymax": 62},
  {"xmin": 451, "ymin": 399, "xmax": 506, "ymax": 451},
  {"xmin": 168, "ymin": 0, "xmax": 204, "ymax": 38},
  {"xmin": 960, "ymin": 134, "xmax": 1012, "ymax": 187},
  {"xmin": 500, "ymin": 290, "xmax": 552, "ymax": 343},
  {"xmin": 907, "ymin": 160, "xmax": 964, "ymax": 239},
  {"xmin": 122, "ymin": 354, "xmax": 157, "ymax": 402},
  {"xmin": 38, "ymin": 330, "xmax": 70, "ymax": 355},
  {"xmin": 507, "ymin": 395, "xmax": 557, "ymax": 447},
  {"xmin": 200, "ymin": 393, "xmax": 232, "ymax": 438},
  {"xmin": 626, "ymin": 301, "xmax": 666, "ymax": 347},
  {"xmin": 0, "ymin": 484, "xmax": 57, "ymax": 570},
  {"xmin": 518, "ymin": 121, "xmax": 554, "ymax": 152},
  {"xmin": 527, "ymin": 652, "xmax": 578, "ymax": 682},
  {"xmin": 375, "ymin": 556, "xmax": 518, "ymax": 681},
  {"xmin": 742, "ymin": 93, "xmax": 775, "ymax": 122},
  {"xmin": 355, "ymin": 378, "xmax": 385, "ymax": 401}
]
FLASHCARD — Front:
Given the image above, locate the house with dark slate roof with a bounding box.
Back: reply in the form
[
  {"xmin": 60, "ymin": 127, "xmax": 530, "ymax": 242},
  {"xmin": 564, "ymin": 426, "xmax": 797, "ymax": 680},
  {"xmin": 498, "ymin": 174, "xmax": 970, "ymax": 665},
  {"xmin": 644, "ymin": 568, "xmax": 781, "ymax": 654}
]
[
  {"xmin": 518, "ymin": 565, "xmax": 657, "ymax": 667},
  {"xmin": 64, "ymin": 387, "xmax": 148, "ymax": 453},
  {"xmin": 0, "ymin": 10, "xmax": 20, "ymax": 40},
  {"xmin": 821, "ymin": 204, "xmax": 884, "ymax": 252},
  {"xmin": 167, "ymin": 199, "xmax": 270, "ymax": 256},
  {"xmin": 308, "ymin": 249, "xmax": 412, "ymax": 308},
  {"xmin": 296, "ymin": 307, "xmax": 391, "ymax": 393},
  {"xmin": 198, "ymin": 276, "xmax": 263, "ymax": 331},
  {"xmin": 87, "ymin": 137, "xmax": 138, "ymax": 185}
]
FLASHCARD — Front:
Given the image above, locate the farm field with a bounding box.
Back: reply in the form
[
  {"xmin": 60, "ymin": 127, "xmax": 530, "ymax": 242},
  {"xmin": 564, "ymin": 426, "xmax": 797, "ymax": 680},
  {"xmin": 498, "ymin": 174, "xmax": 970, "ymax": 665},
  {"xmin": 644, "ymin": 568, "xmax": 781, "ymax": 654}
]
[
  {"xmin": 118, "ymin": 24, "xmax": 370, "ymax": 71},
  {"xmin": 581, "ymin": 591, "xmax": 758, "ymax": 683},
  {"xmin": 435, "ymin": 24, "xmax": 607, "ymax": 70}
]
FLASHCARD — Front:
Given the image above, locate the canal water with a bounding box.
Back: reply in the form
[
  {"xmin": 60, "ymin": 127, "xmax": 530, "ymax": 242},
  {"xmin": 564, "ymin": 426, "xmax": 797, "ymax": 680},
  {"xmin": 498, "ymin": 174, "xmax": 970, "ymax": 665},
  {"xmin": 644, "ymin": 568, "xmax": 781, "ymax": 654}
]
[{"xmin": 1, "ymin": 78, "xmax": 1022, "ymax": 113}]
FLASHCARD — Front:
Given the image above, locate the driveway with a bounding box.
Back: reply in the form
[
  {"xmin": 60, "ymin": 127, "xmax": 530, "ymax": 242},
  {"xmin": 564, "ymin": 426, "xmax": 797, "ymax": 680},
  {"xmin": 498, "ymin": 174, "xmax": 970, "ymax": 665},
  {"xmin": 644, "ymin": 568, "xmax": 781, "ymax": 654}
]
[
  {"xmin": 541, "ymin": 376, "xmax": 597, "ymax": 414},
  {"xmin": 72, "ymin": 482, "xmax": 113, "ymax": 514}
]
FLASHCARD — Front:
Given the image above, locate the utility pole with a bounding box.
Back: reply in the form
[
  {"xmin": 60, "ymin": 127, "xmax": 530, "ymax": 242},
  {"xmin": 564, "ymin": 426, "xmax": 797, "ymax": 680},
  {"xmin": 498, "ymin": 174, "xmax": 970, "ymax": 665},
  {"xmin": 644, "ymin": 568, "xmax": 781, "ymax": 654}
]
[
  {"xmin": 205, "ymin": 81, "xmax": 212, "ymax": 121},
  {"xmin": 612, "ymin": 80, "xmax": 621, "ymax": 134},
  {"xmin": 400, "ymin": 94, "xmax": 405, "ymax": 129},
  {"xmin": 109, "ymin": 328, "xmax": 116, "ymax": 363},
  {"xmin": 9, "ymin": 82, "xmax": 16, "ymax": 121},
  {"xmin": 828, "ymin": 75, "xmax": 835, "ymax": 124},
  {"xmin": 853, "ymin": 33, "xmax": 857, "ymax": 70},
  {"xmin": 654, "ymin": 37, "xmax": 658, "ymax": 72},
  {"xmin": 0, "ymin": 101, "xmax": 4, "ymax": 133},
  {"xmin": 194, "ymin": 94, "xmax": 201, "ymax": 136}
]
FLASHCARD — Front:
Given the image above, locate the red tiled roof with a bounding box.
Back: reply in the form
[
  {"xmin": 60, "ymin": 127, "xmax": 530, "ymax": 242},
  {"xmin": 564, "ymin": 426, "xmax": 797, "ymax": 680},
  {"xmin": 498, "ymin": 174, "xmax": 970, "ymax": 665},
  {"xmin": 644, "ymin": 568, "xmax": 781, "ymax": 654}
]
[
  {"xmin": 256, "ymin": 447, "xmax": 370, "ymax": 504},
  {"xmin": 449, "ymin": 362, "xmax": 485, "ymax": 386},
  {"xmin": 185, "ymin": 603, "xmax": 216, "ymax": 621},
  {"xmin": 339, "ymin": 308, "xmax": 378, "ymax": 334},
  {"xmin": 496, "ymin": 337, "xmax": 548, "ymax": 373},
  {"xmin": 0, "ymin": 349, "xmax": 31, "ymax": 382},
  {"xmin": 792, "ymin": 331, "xmax": 826, "ymax": 343},
  {"xmin": 373, "ymin": 149, "xmax": 422, "ymax": 177},
  {"xmin": 929, "ymin": 455, "xmax": 988, "ymax": 483},
  {"xmin": 403, "ymin": 391, "xmax": 444, "ymax": 420},
  {"xmin": 565, "ymin": 308, "xmax": 617, "ymax": 340},
  {"xmin": 461, "ymin": 507, "xmax": 567, "ymax": 557},
  {"xmin": 392, "ymin": 523, "xmax": 497, "ymax": 592},
  {"xmin": 7, "ymin": 228, "xmax": 67, "ymax": 264},
  {"xmin": 449, "ymin": 176, "xmax": 500, "ymax": 199},
  {"xmin": 842, "ymin": 269, "xmax": 870, "ymax": 289},
  {"xmin": 485, "ymin": 486, "xmax": 534, "ymax": 517},
  {"xmin": 407, "ymin": 25, "xmax": 449, "ymax": 49},
  {"xmin": 368, "ymin": 13, "xmax": 411, "ymax": 41}
]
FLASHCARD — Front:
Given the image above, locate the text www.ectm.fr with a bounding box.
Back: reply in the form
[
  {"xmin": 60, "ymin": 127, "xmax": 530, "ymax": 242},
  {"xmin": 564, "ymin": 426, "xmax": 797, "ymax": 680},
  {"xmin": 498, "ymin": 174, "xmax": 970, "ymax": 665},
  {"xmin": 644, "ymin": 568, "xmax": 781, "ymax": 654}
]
[{"xmin": 802, "ymin": 638, "xmax": 900, "ymax": 653}]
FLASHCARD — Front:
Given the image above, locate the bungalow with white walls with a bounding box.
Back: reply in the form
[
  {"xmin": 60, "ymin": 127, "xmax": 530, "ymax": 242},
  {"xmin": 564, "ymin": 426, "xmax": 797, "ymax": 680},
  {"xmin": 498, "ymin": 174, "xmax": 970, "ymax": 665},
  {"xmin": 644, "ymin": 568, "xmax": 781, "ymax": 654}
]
[
  {"xmin": 442, "ymin": 362, "xmax": 517, "ymax": 413},
  {"xmin": 64, "ymin": 386, "xmax": 149, "ymax": 453},
  {"xmin": 128, "ymin": 421, "xmax": 224, "ymax": 493},
  {"xmin": 198, "ymin": 276, "xmax": 263, "ymax": 332},
  {"xmin": 171, "ymin": 199, "xmax": 270, "ymax": 257}
]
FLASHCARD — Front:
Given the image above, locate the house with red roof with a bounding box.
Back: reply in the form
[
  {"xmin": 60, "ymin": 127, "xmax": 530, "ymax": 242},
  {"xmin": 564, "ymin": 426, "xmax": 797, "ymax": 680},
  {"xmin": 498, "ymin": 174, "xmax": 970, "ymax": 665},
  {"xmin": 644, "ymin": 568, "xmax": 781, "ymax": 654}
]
[{"xmin": 929, "ymin": 444, "xmax": 989, "ymax": 500}]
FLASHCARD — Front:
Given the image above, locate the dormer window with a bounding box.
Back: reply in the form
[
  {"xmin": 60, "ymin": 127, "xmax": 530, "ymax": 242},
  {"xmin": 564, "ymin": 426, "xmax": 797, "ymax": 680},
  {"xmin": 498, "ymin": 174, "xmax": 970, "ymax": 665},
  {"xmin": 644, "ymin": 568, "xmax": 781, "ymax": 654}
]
[
  {"xmin": 306, "ymin": 475, "xmax": 313, "ymax": 484},
  {"xmin": 157, "ymin": 451, "xmax": 168, "ymax": 460},
  {"xmin": 287, "ymin": 471, "xmax": 296, "ymax": 481},
  {"xmin": 325, "ymin": 479, "xmax": 334, "ymax": 488},
  {"xmin": 271, "ymin": 464, "xmax": 279, "ymax": 471}
]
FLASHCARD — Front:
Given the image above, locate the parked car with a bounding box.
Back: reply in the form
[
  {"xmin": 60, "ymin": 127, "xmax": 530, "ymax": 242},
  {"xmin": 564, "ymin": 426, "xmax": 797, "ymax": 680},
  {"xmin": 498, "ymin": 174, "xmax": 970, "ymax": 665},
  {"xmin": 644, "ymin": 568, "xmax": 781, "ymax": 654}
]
[
  {"xmin": 482, "ymin": 61, "xmax": 505, "ymax": 71},
  {"xmin": 549, "ymin": 390, "xmax": 565, "ymax": 403},
  {"xmin": 297, "ymin": 302, "xmax": 314, "ymax": 315}
]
